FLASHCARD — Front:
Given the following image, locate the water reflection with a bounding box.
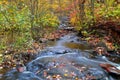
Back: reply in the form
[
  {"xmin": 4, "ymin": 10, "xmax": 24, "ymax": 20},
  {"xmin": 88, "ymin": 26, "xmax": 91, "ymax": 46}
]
[{"xmin": 64, "ymin": 42, "xmax": 91, "ymax": 51}]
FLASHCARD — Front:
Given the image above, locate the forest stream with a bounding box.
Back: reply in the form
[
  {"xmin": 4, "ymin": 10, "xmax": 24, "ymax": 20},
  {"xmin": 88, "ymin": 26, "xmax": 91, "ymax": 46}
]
[
  {"xmin": 1, "ymin": 32, "xmax": 120, "ymax": 80},
  {"xmin": 0, "ymin": 16, "xmax": 120, "ymax": 80},
  {"xmin": 0, "ymin": 0, "xmax": 120, "ymax": 80}
]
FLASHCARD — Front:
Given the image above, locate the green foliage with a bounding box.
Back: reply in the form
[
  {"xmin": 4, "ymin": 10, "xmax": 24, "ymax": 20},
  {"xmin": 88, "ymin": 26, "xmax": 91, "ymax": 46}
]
[
  {"xmin": 105, "ymin": 7, "xmax": 120, "ymax": 18},
  {"xmin": 13, "ymin": 32, "xmax": 32, "ymax": 49},
  {"xmin": 96, "ymin": 4, "xmax": 120, "ymax": 19},
  {"xmin": 0, "ymin": 1, "xmax": 32, "ymax": 50},
  {"xmin": 75, "ymin": 22, "xmax": 82, "ymax": 31},
  {"xmin": 106, "ymin": 0, "xmax": 115, "ymax": 7},
  {"xmin": 0, "ymin": 51, "xmax": 3, "ymax": 64},
  {"xmin": 0, "ymin": 3, "xmax": 30, "ymax": 31},
  {"xmin": 0, "ymin": 0, "xmax": 60, "ymax": 51},
  {"xmin": 0, "ymin": 43, "xmax": 6, "ymax": 50},
  {"xmin": 40, "ymin": 14, "xmax": 59, "ymax": 27},
  {"xmin": 114, "ymin": 43, "xmax": 120, "ymax": 50},
  {"xmin": 81, "ymin": 30, "xmax": 89, "ymax": 37}
]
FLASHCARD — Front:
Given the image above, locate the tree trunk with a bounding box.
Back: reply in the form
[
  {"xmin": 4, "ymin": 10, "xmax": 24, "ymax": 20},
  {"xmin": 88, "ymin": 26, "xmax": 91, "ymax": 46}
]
[{"xmin": 78, "ymin": 0, "xmax": 85, "ymax": 25}]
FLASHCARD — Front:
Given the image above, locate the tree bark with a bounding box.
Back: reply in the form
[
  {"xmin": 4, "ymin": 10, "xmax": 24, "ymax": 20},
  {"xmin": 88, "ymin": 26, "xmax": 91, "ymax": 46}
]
[{"xmin": 78, "ymin": 0, "xmax": 85, "ymax": 25}]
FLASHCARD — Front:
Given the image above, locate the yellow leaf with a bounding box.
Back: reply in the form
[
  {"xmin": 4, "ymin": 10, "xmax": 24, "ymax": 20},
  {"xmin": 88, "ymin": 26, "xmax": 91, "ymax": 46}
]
[{"xmin": 64, "ymin": 74, "xmax": 68, "ymax": 76}]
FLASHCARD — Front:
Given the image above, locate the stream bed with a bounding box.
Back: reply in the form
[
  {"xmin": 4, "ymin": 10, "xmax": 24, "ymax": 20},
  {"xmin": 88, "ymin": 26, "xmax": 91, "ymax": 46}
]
[{"xmin": 1, "ymin": 33, "xmax": 120, "ymax": 80}]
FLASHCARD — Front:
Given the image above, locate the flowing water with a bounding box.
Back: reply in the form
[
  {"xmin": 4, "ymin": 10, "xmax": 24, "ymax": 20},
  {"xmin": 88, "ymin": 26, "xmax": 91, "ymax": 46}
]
[
  {"xmin": 1, "ymin": 16, "xmax": 120, "ymax": 80},
  {"xmin": 1, "ymin": 32, "xmax": 120, "ymax": 80}
]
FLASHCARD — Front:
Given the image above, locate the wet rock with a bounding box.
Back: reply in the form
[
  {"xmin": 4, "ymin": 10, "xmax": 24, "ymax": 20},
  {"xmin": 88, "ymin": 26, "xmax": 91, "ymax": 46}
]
[
  {"xmin": 100, "ymin": 63, "xmax": 120, "ymax": 75},
  {"xmin": 116, "ymin": 49, "xmax": 120, "ymax": 56},
  {"xmin": 26, "ymin": 53, "xmax": 110, "ymax": 80},
  {"xmin": 87, "ymin": 68, "xmax": 107, "ymax": 79},
  {"xmin": 95, "ymin": 47, "xmax": 108, "ymax": 56},
  {"xmin": 38, "ymin": 47, "xmax": 72, "ymax": 56},
  {"xmin": 50, "ymin": 48, "xmax": 71, "ymax": 54},
  {"xmin": 1, "ymin": 70, "xmax": 42, "ymax": 80},
  {"xmin": 96, "ymin": 41, "xmax": 107, "ymax": 48},
  {"xmin": 16, "ymin": 64, "xmax": 26, "ymax": 72},
  {"xmin": 0, "ymin": 74, "xmax": 3, "ymax": 79},
  {"xmin": 27, "ymin": 61, "xmax": 45, "ymax": 73},
  {"xmin": 39, "ymin": 38, "xmax": 47, "ymax": 43}
]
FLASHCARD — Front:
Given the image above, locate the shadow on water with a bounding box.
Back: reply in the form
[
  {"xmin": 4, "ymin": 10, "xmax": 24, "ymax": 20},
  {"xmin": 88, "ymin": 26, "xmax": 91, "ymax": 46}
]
[
  {"xmin": 107, "ymin": 55, "xmax": 120, "ymax": 64},
  {"xmin": 64, "ymin": 42, "xmax": 91, "ymax": 51},
  {"xmin": 46, "ymin": 41, "xmax": 57, "ymax": 47}
]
